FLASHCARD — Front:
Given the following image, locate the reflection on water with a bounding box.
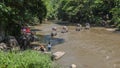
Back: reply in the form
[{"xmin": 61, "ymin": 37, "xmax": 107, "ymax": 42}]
[{"xmin": 37, "ymin": 35, "xmax": 65, "ymax": 46}]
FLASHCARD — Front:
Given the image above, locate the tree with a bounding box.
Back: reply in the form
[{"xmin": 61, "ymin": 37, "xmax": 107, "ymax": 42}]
[
  {"xmin": 44, "ymin": 0, "xmax": 120, "ymax": 28},
  {"xmin": 0, "ymin": 0, "xmax": 47, "ymax": 37}
]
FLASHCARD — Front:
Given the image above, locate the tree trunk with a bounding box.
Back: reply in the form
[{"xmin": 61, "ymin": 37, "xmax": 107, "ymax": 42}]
[
  {"xmin": 0, "ymin": 23, "xmax": 5, "ymax": 35},
  {"xmin": 0, "ymin": 23, "xmax": 5, "ymax": 41}
]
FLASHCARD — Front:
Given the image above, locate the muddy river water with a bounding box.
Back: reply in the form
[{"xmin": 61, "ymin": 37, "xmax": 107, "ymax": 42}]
[{"xmin": 33, "ymin": 23, "xmax": 120, "ymax": 68}]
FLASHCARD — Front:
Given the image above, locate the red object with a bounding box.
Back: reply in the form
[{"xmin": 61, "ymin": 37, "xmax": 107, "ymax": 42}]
[{"xmin": 26, "ymin": 27, "xmax": 31, "ymax": 33}]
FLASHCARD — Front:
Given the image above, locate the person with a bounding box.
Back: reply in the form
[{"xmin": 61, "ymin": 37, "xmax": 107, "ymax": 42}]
[
  {"xmin": 51, "ymin": 27, "xmax": 57, "ymax": 37},
  {"xmin": 52, "ymin": 27, "xmax": 57, "ymax": 31},
  {"xmin": 61, "ymin": 26, "xmax": 68, "ymax": 33},
  {"xmin": 26, "ymin": 26, "xmax": 31, "ymax": 34},
  {"xmin": 21, "ymin": 26, "xmax": 31, "ymax": 35},
  {"xmin": 21, "ymin": 26, "xmax": 26, "ymax": 35},
  {"xmin": 40, "ymin": 45, "xmax": 46, "ymax": 52},
  {"xmin": 47, "ymin": 42, "xmax": 52, "ymax": 51},
  {"xmin": 76, "ymin": 24, "xmax": 82, "ymax": 31},
  {"xmin": 85, "ymin": 23, "xmax": 90, "ymax": 30}
]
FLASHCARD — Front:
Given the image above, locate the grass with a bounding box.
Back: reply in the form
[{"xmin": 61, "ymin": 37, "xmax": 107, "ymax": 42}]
[{"xmin": 0, "ymin": 50, "xmax": 52, "ymax": 68}]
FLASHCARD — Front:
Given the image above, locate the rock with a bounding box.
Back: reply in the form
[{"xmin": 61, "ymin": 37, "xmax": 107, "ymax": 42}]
[
  {"xmin": 106, "ymin": 28, "xmax": 116, "ymax": 32},
  {"xmin": 33, "ymin": 46, "xmax": 41, "ymax": 50},
  {"xmin": 106, "ymin": 55, "xmax": 110, "ymax": 60},
  {"xmin": 70, "ymin": 64, "xmax": 77, "ymax": 68},
  {"xmin": 30, "ymin": 42, "xmax": 46, "ymax": 51},
  {"xmin": 0, "ymin": 46, "xmax": 4, "ymax": 50},
  {"xmin": 7, "ymin": 36, "xmax": 18, "ymax": 47},
  {"xmin": 52, "ymin": 51, "xmax": 65, "ymax": 60},
  {"xmin": 0, "ymin": 43, "xmax": 7, "ymax": 50},
  {"xmin": 30, "ymin": 42, "xmax": 40, "ymax": 46}
]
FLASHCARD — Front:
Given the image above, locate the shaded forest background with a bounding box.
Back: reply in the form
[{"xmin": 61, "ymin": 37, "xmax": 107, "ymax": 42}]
[{"xmin": 0, "ymin": 0, "xmax": 120, "ymax": 37}]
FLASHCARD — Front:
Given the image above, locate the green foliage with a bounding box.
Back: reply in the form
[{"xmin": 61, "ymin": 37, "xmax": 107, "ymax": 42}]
[
  {"xmin": 0, "ymin": 50, "xmax": 52, "ymax": 68},
  {"xmin": 0, "ymin": 0, "xmax": 47, "ymax": 36},
  {"xmin": 43, "ymin": 0, "xmax": 120, "ymax": 28},
  {"xmin": 1, "ymin": 0, "xmax": 120, "ymax": 36},
  {"xmin": 110, "ymin": 7, "xmax": 120, "ymax": 24},
  {"xmin": 117, "ymin": 24, "xmax": 120, "ymax": 30}
]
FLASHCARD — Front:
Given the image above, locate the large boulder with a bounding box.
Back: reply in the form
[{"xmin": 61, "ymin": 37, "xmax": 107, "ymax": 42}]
[
  {"xmin": 0, "ymin": 43, "xmax": 7, "ymax": 50},
  {"xmin": 5, "ymin": 36, "xmax": 18, "ymax": 47},
  {"xmin": 52, "ymin": 51, "xmax": 65, "ymax": 60}
]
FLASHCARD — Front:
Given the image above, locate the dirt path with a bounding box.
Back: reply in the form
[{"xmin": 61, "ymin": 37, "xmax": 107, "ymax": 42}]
[{"xmin": 34, "ymin": 23, "xmax": 120, "ymax": 68}]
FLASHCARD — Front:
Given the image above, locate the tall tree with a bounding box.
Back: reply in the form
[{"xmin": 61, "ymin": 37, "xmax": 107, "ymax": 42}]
[{"xmin": 0, "ymin": 0, "xmax": 47, "ymax": 36}]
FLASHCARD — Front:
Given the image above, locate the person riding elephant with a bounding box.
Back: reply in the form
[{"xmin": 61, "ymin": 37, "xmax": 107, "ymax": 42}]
[
  {"xmin": 85, "ymin": 23, "xmax": 90, "ymax": 30},
  {"xmin": 76, "ymin": 24, "xmax": 82, "ymax": 31},
  {"xmin": 61, "ymin": 26, "xmax": 68, "ymax": 33},
  {"xmin": 51, "ymin": 27, "xmax": 57, "ymax": 37}
]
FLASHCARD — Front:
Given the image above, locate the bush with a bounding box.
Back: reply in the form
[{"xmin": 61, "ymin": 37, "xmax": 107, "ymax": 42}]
[{"xmin": 0, "ymin": 50, "xmax": 52, "ymax": 68}]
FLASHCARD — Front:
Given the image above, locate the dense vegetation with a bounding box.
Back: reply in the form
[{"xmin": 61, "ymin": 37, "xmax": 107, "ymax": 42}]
[
  {"xmin": 0, "ymin": 0, "xmax": 120, "ymax": 36},
  {"xmin": 0, "ymin": 0, "xmax": 46, "ymax": 36},
  {"xmin": 43, "ymin": 0, "xmax": 120, "ymax": 27},
  {"xmin": 0, "ymin": 50, "xmax": 52, "ymax": 68}
]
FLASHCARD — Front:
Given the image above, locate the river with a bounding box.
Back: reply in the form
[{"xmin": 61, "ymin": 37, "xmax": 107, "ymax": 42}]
[{"xmin": 33, "ymin": 22, "xmax": 120, "ymax": 68}]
